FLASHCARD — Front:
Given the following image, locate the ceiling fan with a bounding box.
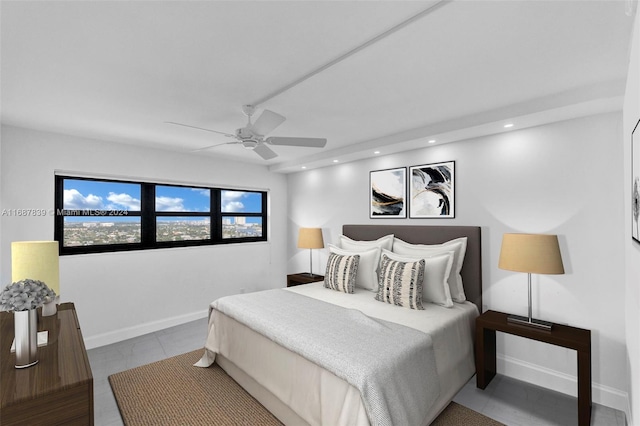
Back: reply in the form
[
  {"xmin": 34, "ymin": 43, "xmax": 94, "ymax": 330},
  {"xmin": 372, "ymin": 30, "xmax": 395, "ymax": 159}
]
[{"xmin": 167, "ymin": 105, "xmax": 327, "ymax": 160}]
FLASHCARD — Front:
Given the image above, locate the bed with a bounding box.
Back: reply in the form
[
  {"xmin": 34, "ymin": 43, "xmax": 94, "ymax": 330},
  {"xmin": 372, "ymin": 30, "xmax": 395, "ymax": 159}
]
[{"xmin": 197, "ymin": 224, "xmax": 483, "ymax": 426}]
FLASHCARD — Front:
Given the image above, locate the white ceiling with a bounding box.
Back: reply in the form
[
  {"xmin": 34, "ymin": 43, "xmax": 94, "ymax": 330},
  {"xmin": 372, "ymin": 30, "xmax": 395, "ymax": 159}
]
[{"xmin": 1, "ymin": 1, "xmax": 635, "ymax": 173}]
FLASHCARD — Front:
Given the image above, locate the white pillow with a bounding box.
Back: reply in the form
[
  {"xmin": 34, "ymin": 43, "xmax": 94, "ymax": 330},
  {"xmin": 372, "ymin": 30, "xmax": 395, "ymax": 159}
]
[
  {"xmin": 382, "ymin": 249, "xmax": 454, "ymax": 308},
  {"xmin": 328, "ymin": 244, "xmax": 380, "ymax": 291},
  {"xmin": 339, "ymin": 234, "xmax": 394, "ymax": 252},
  {"xmin": 392, "ymin": 237, "xmax": 467, "ymax": 303}
]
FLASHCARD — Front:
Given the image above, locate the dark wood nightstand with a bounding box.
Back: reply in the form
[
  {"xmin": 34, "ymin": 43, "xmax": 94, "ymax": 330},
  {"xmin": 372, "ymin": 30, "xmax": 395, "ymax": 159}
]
[
  {"xmin": 475, "ymin": 310, "xmax": 591, "ymax": 426},
  {"xmin": 286, "ymin": 273, "xmax": 324, "ymax": 287},
  {"xmin": 1, "ymin": 303, "xmax": 93, "ymax": 425}
]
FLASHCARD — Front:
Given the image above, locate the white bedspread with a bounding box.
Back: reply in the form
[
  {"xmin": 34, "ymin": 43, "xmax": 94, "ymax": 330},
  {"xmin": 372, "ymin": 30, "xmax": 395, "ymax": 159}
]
[
  {"xmin": 208, "ymin": 289, "xmax": 439, "ymax": 426},
  {"xmin": 198, "ymin": 282, "xmax": 478, "ymax": 426}
]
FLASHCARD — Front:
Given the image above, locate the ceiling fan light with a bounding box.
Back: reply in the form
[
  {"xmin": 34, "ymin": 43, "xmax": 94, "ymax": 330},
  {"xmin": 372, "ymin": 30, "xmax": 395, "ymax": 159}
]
[{"xmin": 242, "ymin": 140, "xmax": 259, "ymax": 149}]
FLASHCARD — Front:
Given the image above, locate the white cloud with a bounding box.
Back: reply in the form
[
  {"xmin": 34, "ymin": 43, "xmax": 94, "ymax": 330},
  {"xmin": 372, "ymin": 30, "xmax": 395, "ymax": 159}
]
[
  {"xmin": 155, "ymin": 196, "xmax": 187, "ymax": 212},
  {"xmin": 221, "ymin": 191, "xmax": 246, "ymax": 212},
  {"xmin": 222, "ymin": 191, "xmax": 246, "ymax": 201},
  {"xmin": 191, "ymin": 188, "xmax": 210, "ymax": 197},
  {"xmin": 222, "ymin": 201, "xmax": 244, "ymax": 212},
  {"xmin": 107, "ymin": 192, "xmax": 141, "ymax": 210},
  {"xmin": 64, "ymin": 189, "xmax": 104, "ymax": 209}
]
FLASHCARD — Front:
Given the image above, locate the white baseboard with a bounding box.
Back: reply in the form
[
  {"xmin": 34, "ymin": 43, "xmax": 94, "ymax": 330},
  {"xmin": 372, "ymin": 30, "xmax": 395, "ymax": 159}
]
[
  {"xmin": 83, "ymin": 309, "xmax": 209, "ymax": 350},
  {"xmin": 497, "ymin": 354, "xmax": 630, "ymax": 418},
  {"xmin": 625, "ymin": 396, "xmax": 634, "ymax": 426}
]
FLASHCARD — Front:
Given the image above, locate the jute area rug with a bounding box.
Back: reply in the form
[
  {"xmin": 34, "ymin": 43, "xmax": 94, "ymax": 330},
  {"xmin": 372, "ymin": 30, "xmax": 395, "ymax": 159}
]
[{"xmin": 109, "ymin": 350, "xmax": 504, "ymax": 426}]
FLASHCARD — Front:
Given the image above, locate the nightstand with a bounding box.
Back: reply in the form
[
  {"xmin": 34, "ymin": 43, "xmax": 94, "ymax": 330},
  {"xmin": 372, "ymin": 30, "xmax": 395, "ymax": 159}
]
[
  {"xmin": 286, "ymin": 273, "xmax": 324, "ymax": 287},
  {"xmin": 475, "ymin": 310, "xmax": 591, "ymax": 426}
]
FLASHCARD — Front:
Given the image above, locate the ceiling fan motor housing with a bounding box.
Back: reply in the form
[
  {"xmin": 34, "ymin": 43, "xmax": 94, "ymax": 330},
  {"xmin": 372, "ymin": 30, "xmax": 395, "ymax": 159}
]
[
  {"xmin": 236, "ymin": 127, "xmax": 261, "ymax": 149},
  {"xmin": 236, "ymin": 127, "xmax": 259, "ymax": 139}
]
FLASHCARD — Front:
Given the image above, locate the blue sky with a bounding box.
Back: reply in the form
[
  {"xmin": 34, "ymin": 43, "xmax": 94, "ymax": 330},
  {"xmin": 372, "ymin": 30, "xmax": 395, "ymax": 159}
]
[
  {"xmin": 62, "ymin": 179, "xmax": 262, "ymax": 222},
  {"xmin": 64, "ymin": 180, "xmax": 141, "ymax": 210},
  {"xmin": 156, "ymin": 186, "xmax": 210, "ymax": 212}
]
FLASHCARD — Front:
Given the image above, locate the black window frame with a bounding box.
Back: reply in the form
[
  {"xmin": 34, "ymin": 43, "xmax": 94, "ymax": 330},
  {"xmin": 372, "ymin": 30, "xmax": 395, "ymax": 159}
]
[{"xmin": 54, "ymin": 175, "xmax": 268, "ymax": 255}]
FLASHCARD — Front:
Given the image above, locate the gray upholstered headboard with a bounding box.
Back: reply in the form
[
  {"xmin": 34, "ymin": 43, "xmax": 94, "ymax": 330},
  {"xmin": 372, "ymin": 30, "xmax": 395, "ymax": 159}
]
[{"xmin": 342, "ymin": 224, "xmax": 482, "ymax": 312}]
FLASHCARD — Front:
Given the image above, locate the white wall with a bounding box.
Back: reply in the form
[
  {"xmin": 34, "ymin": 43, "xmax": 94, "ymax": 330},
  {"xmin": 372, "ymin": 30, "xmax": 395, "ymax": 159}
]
[
  {"xmin": 0, "ymin": 127, "xmax": 3, "ymax": 296},
  {"xmin": 288, "ymin": 112, "xmax": 628, "ymax": 411},
  {"xmin": 624, "ymin": 3, "xmax": 640, "ymax": 425},
  {"xmin": 0, "ymin": 125, "xmax": 288, "ymax": 348}
]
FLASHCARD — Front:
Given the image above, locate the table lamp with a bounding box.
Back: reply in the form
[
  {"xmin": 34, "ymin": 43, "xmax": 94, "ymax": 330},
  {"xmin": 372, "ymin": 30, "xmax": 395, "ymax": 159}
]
[
  {"xmin": 498, "ymin": 233, "xmax": 564, "ymax": 330},
  {"xmin": 297, "ymin": 228, "xmax": 324, "ymax": 277},
  {"xmin": 12, "ymin": 241, "xmax": 60, "ymax": 316}
]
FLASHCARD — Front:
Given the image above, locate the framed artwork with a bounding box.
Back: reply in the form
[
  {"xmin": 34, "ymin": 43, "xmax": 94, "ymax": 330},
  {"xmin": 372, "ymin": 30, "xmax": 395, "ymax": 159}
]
[
  {"xmin": 409, "ymin": 161, "xmax": 455, "ymax": 218},
  {"xmin": 370, "ymin": 167, "xmax": 406, "ymax": 218},
  {"xmin": 633, "ymin": 118, "xmax": 640, "ymax": 244}
]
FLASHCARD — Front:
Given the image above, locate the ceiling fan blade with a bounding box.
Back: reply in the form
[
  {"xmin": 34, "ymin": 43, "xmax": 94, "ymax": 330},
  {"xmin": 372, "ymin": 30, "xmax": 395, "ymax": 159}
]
[
  {"xmin": 266, "ymin": 137, "xmax": 327, "ymax": 148},
  {"xmin": 253, "ymin": 143, "xmax": 278, "ymax": 160},
  {"xmin": 191, "ymin": 141, "xmax": 239, "ymax": 152},
  {"xmin": 250, "ymin": 109, "xmax": 286, "ymax": 136},
  {"xmin": 165, "ymin": 121, "xmax": 235, "ymax": 138}
]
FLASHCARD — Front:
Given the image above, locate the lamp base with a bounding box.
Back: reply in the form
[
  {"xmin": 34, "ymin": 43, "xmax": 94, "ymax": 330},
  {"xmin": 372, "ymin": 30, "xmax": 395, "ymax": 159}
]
[{"xmin": 507, "ymin": 314, "xmax": 553, "ymax": 331}]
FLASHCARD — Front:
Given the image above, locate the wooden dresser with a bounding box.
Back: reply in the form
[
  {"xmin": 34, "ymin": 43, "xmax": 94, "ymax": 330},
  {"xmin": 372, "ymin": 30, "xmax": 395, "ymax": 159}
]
[{"xmin": 0, "ymin": 302, "xmax": 94, "ymax": 425}]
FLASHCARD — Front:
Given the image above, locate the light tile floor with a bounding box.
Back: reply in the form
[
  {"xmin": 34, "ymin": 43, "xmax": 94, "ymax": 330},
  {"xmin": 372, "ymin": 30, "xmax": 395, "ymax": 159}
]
[
  {"xmin": 454, "ymin": 375, "xmax": 626, "ymax": 426},
  {"xmin": 87, "ymin": 317, "xmax": 209, "ymax": 426},
  {"xmin": 88, "ymin": 318, "xmax": 626, "ymax": 426}
]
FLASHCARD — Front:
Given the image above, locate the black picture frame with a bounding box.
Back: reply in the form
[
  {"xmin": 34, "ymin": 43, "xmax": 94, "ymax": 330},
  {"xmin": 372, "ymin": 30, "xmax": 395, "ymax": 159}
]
[
  {"xmin": 369, "ymin": 167, "xmax": 407, "ymax": 218},
  {"xmin": 409, "ymin": 161, "xmax": 455, "ymax": 218},
  {"xmin": 632, "ymin": 118, "xmax": 640, "ymax": 244}
]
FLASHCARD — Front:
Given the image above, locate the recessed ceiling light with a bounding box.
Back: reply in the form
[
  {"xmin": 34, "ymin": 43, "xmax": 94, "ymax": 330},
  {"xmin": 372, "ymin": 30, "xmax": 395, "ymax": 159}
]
[
  {"xmin": 301, "ymin": 166, "xmax": 307, "ymax": 169},
  {"xmin": 374, "ymin": 151, "xmax": 380, "ymax": 154},
  {"xmin": 504, "ymin": 123, "xmax": 514, "ymax": 128},
  {"xmin": 428, "ymin": 140, "xmax": 436, "ymax": 144},
  {"xmin": 333, "ymin": 159, "xmax": 339, "ymax": 163}
]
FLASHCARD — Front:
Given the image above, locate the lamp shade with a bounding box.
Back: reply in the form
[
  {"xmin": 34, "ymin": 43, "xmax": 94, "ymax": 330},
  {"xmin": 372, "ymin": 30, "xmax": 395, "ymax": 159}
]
[
  {"xmin": 498, "ymin": 233, "xmax": 564, "ymax": 275},
  {"xmin": 11, "ymin": 241, "xmax": 60, "ymax": 295},
  {"xmin": 297, "ymin": 228, "xmax": 324, "ymax": 249}
]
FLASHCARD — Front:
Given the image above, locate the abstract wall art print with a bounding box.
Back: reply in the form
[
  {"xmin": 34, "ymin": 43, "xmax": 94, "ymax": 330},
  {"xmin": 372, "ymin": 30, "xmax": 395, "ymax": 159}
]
[
  {"xmin": 409, "ymin": 161, "xmax": 455, "ymax": 218},
  {"xmin": 370, "ymin": 167, "xmax": 406, "ymax": 218},
  {"xmin": 633, "ymin": 118, "xmax": 640, "ymax": 244}
]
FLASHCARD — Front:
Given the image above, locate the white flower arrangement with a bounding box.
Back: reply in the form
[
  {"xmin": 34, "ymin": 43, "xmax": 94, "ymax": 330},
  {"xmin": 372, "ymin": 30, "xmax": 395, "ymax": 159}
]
[{"xmin": 0, "ymin": 279, "xmax": 57, "ymax": 312}]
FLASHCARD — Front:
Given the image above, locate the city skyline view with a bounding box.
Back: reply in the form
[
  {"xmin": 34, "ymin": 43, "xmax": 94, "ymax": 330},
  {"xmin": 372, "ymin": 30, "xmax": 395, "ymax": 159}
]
[
  {"xmin": 61, "ymin": 179, "xmax": 264, "ymax": 246},
  {"xmin": 63, "ymin": 219, "xmax": 262, "ymax": 246}
]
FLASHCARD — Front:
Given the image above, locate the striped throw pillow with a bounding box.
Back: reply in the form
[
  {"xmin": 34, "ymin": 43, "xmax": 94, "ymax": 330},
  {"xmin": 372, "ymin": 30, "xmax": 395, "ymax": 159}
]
[
  {"xmin": 375, "ymin": 254, "xmax": 426, "ymax": 309},
  {"xmin": 324, "ymin": 252, "xmax": 360, "ymax": 293}
]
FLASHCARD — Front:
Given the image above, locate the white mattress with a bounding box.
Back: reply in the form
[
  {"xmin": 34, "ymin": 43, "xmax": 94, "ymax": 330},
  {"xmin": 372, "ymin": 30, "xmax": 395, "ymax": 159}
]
[{"xmin": 202, "ymin": 282, "xmax": 478, "ymax": 426}]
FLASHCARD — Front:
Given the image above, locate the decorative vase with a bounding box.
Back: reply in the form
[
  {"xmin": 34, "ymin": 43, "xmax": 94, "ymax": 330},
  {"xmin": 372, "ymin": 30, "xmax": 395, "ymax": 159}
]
[
  {"xmin": 14, "ymin": 309, "xmax": 38, "ymax": 368},
  {"xmin": 42, "ymin": 299, "xmax": 57, "ymax": 316}
]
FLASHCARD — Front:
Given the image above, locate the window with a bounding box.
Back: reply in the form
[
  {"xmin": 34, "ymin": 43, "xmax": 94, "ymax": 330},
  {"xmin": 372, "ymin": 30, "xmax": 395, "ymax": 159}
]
[
  {"xmin": 221, "ymin": 190, "xmax": 264, "ymax": 239},
  {"xmin": 155, "ymin": 185, "xmax": 211, "ymax": 243},
  {"xmin": 54, "ymin": 176, "xmax": 267, "ymax": 255},
  {"xmin": 59, "ymin": 179, "xmax": 142, "ymax": 248}
]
